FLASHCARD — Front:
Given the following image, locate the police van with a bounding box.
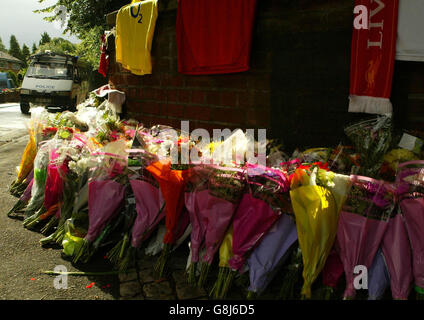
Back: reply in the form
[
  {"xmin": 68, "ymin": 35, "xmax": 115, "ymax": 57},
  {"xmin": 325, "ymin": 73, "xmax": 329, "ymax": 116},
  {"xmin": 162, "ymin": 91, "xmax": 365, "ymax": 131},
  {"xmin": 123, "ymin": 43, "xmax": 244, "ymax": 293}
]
[{"xmin": 19, "ymin": 51, "xmax": 88, "ymax": 114}]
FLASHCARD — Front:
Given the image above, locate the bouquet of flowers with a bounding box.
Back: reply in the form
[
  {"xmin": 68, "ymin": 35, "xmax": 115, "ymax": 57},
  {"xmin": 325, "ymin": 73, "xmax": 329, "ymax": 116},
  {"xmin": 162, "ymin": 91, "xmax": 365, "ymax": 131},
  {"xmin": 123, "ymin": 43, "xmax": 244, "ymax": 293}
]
[
  {"xmin": 184, "ymin": 164, "xmax": 212, "ymax": 284},
  {"xmin": 39, "ymin": 132, "xmax": 92, "ymax": 245},
  {"xmin": 344, "ymin": 115, "xmax": 393, "ymax": 178},
  {"xmin": 146, "ymin": 159, "xmax": 191, "ymax": 276},
  {"xmin": 289, "ymin": 164, "xmax": 340, "ymax": 299},
  {"xmin": 380, "ymin": 207, "xmax": 413, "ymax": 300},
  {"xmin": 379, "ymin": 148, "xmax": 418, "ymax": 182},
  {"xmin": 9, "ymin": 132, "xmax": 37, "ymax": 197},
  {"xmin": 107, "ymin": 148, "xmax": 166, "ymax": 271},
  {"xmin": 337, "ymin": 175, "xmax": 395, "ymax": 299},
  {"xmin": 395, "ymin": 160, "xmax": 424, "ymax": 299},
  {"xmin": 23, "ymin": 128, "xmax": 74, "ymax": 232},
  {"xmin": 246, "ymin": 213, "xmax": 297, "ymax": 298},
  {"xmin": 327, "ymin": 145, "xmax": 361, "ymax": 175},
  {"xmin": 23, "ymin": 140, "xmax": 51, "ymax": 221},
  {"xmin": 217, "ymin": 164, "xmax": 291, "ymax": 297},
  {"xmin": 69, "ymin": 140, "xmax": 128, "ymax": 264},
  {"xmin": 196, "ymin": 165, "xmax": 245, "ymax": 287}
]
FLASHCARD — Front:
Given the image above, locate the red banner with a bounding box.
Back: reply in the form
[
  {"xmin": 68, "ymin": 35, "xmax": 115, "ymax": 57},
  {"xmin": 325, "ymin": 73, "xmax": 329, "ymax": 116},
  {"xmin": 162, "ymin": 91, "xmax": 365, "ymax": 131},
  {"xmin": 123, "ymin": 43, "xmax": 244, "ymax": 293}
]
[{"xmin": 349, "ymin": 0, "xmax": 399, "ymax": 115}]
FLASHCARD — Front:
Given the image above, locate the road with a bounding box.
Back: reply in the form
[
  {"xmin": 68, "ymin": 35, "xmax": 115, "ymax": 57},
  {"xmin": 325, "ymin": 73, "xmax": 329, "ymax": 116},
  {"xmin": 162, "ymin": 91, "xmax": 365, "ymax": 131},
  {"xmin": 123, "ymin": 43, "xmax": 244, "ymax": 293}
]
[{"xmin": 0, "ymin": 103, "xmax": 29, "ymax": 147}]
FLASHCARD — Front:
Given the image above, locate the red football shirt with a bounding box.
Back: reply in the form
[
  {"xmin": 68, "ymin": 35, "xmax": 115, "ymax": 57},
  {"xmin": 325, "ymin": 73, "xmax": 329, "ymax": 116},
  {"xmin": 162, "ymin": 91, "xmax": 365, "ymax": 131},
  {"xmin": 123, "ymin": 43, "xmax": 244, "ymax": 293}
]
[{"xmin": 176, "ymin": 0, "xmax": 257, "ymax": 75}]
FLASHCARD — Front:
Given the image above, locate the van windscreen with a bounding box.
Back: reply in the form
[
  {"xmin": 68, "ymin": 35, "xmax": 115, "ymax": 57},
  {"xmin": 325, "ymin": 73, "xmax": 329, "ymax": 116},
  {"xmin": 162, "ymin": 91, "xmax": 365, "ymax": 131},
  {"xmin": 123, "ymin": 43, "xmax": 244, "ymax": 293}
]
[{"xmin": 26, "ymin": 62, "xmax": 73, "ymax": 79}]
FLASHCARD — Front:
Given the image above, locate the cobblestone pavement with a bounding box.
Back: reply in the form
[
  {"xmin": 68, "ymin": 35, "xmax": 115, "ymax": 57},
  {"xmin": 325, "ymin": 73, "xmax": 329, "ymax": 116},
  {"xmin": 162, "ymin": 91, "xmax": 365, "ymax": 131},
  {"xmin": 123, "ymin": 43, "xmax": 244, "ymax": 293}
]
[
  {"xmin": 116, "ymin": 244, "xmax": 290, "ymax": 301},
  {"xmin": 117, "ymin": 249, "xmax": 245, "ymax": 300}
]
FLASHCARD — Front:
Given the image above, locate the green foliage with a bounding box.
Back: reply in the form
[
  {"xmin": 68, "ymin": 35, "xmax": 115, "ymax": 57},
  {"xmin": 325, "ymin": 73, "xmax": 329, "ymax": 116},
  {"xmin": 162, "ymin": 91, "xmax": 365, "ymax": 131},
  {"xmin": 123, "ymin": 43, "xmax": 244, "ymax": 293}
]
[
  {"xmin": 39, "ymin": 32, "xmax": 52, "ymax": 46},
  {"xmin": 37, "ymin": 37, "xmax": 77, "ymax": 56},
  {"xmin": 21, "ymin": 44, "xmax": 31, "ymax": 67},
  {"xmin": 17, "ymin": 68, "xmax": 27, "ymax": 86},
  {"xmin": 35, "ymin": 0, "xmax": 126, "ymax": 36},
  {"xmin": 9, "ymin": 35, "xmax": 23, "ymax": 61},
  {"xmin": 32, "ymin": 43, "xmax": 38, "ymax": 54},
  {"xmin": 0, "ymin": 37, "xmax": 6, "ymax": 52},
  {"xmin": 75, "ymin": 25, "xmax": 104, "ymax": 71}
]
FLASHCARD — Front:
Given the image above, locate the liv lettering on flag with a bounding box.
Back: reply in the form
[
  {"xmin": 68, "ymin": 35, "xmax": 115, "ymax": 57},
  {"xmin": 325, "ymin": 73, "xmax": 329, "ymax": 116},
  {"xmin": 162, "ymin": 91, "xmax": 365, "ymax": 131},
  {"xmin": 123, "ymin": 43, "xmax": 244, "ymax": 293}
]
[
  {"xmin": 353, "ymin": 0, "xmax": 387, "ymax": 37},
  {"xmin": 348, "ymin": 0, "xmax": 399, "ymax": 115}
]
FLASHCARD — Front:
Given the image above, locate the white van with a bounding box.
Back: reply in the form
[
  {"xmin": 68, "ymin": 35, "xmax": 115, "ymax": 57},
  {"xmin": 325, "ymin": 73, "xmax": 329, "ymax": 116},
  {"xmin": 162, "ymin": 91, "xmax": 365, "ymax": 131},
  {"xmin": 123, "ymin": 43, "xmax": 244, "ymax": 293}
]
[{"xmin": 19, "ymin": 51, "xmax": 88, "ymax": 114}]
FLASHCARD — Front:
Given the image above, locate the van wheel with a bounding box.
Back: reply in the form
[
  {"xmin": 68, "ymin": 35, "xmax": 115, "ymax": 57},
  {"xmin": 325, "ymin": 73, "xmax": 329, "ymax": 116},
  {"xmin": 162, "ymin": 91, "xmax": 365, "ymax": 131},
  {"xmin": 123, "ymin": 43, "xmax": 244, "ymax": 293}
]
[{"xmin": 20, "ymin": 103, "xmax": 30, "ymax": 114}]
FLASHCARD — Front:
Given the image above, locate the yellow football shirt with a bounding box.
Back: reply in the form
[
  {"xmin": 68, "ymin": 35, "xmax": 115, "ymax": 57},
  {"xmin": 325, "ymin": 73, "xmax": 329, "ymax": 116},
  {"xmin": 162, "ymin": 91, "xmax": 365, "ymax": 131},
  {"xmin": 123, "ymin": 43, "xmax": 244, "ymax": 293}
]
[{"xmin": 116, "ymin": 0, "xmax": 158, "ymax": 75}]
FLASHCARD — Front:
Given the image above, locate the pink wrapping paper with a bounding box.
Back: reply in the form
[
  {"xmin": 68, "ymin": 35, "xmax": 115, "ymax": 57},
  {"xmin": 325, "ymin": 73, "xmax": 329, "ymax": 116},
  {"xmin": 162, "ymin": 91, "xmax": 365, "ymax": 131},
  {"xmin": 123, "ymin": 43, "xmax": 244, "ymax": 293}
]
[
  {"xmin": 381, "ymin": 213, "xmax": 413, "ymax": 299},
  {"xmin": 185, "ymin": 189, "xmax": 209, "ymax": 263},
  {"xmin": 228, "ymin": 193, "xmax": 281, "ymax": 271},
  {"xmin": 395, "ymin": 160, "xmax": 424, "ymax": 291},
  {"xmin": 44, "ymin": 150, "xmax": 68, "ymax": 218},
  {"xmin": 337, "ymin": 210, "xmax": 389, "ymax": 298},
  {"xmin": 202, "ymin": 195, "xmax": 238, "ymax": 265},
  {"xmin": 86, "ymin": 180, "xmax": 125, "ymax": 242},
  {"xmin": 130, "ymin": 180, "xmax": 165, "ymax": 248},
  {"xmin": 400, "ymin": 198, "xmax": 424, "ymax": 289}
]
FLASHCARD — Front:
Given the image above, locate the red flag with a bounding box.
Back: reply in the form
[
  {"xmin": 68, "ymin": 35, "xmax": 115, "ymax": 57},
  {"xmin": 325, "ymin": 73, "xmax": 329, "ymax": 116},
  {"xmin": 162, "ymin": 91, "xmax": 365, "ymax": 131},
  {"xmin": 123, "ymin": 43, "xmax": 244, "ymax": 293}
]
[{"xmin": 349, "ymin": 0, "xmax": 399, "ymax": 115}]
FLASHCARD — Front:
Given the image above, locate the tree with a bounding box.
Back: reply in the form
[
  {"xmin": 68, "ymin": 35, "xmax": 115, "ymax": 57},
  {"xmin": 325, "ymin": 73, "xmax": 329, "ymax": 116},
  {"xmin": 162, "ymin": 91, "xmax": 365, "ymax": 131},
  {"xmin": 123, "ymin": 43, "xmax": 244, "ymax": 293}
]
[
  {"xmin": 32, "ymin": 43, "xmax": 37, "ymax": 54},
  {"xmin": 9, "ymin": 35, "xmax": 23, "ymax": 61},
  {"xmin": 35, "ymin": 0, "xmax": 125, "ymax": 36},
  {"xmin": 21, "ymin": 44, "xmax": 31, "ymax": 67},
  {"xmin": 37, "ymin": 37, "xmax": 77, "ymax": 55},
  {"xmin": 0, "ymin": 37, "xmax": 6, "ymax": 52},
  {"xmin": 39, "ymin": 32, "xmax": 51, "ymax": 46},
  {"xmin": 75, "ymin": 26, "xmax": 104, "ymax": 70}
]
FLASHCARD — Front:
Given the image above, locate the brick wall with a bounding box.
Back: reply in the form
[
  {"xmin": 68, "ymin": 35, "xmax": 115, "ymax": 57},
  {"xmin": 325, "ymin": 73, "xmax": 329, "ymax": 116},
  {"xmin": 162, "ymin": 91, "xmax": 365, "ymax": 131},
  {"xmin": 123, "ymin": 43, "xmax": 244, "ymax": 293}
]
[
  {"xmin": 108, "ymin": 0, "xmax": 272, "ymax": 135},
  {"xmin": 106, "ymin": 0, "xmax": 424, "ymax": 152}
]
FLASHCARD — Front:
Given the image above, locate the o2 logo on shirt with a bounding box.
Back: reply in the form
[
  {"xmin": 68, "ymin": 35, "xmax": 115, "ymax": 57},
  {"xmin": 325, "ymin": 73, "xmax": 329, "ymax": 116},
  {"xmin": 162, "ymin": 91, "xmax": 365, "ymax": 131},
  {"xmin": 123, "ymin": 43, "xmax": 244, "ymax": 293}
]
[{"xmin": 130, "ymin": 4, "xmax": 143, "ymax": 24}]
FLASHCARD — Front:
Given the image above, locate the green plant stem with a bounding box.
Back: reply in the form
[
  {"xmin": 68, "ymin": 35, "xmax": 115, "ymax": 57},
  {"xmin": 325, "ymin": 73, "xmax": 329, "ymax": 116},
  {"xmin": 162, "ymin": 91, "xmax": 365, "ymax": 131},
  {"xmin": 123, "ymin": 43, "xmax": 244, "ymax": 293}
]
[
  {"xmin": 247, "ymin": 291, "xmax": 257, "ymax": 300},
  {"xmin": 39, "ymin": 232, "xmax": 56, "ymax": 246},
  {"xmin": 7, "ymin": 200, "xmax": 26, "ymax": 217},
  {"xmin": 119, "ymin": 233, "xmax": 129, "ymax": 260},
  {"xmin": 72, "ymin": 238, "xmax": 90, "ymax": 264},
  {"xmin": 92, "ymin": 223, "xmax": 112, "ymax": 250},
  {"xmin": 322, "ymin": 286, "xmax": 334, "ymax": 300},
  {"xmin": 209, "ymin": 267, "xmax": 225, "ymax": 299},
  {"xmin": 53, "ymin": 223, "xmax": 66, "ymax": 244},
  {"xmin": 187, "ymin": 262, "xmax": 197, "ymax": 285},
  {"xmin": 220, "ymin": 269, "xmax": 236, "ymax": 299},
  {"xmin": 42, "ymin": 270, "xmax": 123, "ymax": 276},
  {"xmin": 155, "ymin": 244, "xmax": 172, "ymax": 277},
  {"xmin": 118, "ymin": 246, "xmax": 135, "ymax": 272},
  {"xmin": 40, "ymin": 215, "xmax": 58, "ymax": 235},
  {"xmin": 197, "ymin": 263, "xmax": 211, "ymax": 288}
]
